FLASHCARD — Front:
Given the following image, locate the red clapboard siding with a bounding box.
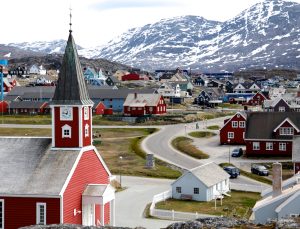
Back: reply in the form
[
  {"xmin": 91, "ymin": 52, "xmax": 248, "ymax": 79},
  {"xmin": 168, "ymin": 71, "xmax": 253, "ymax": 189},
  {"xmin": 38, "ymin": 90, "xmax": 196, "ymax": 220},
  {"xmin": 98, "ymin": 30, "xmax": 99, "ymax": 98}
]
[
  {"xmin": 63, "ymin": 149, "xmax": 109, "ymax": 224},
  {"xmin": 0, "ymin": 197, "xmax": 60, "ymax": 229},
  {"xmin": 104, "ymin": 202, "xmax": 110, "ymax": 225},
  {"xmin": 54, "ymin": 107, "xmax": 79, "ymax": 147},
  {"xmin": 95, "ymin": 204, "xmax": 100, "ymax": 226},
  {"xmin": 245, "ymin": 140, "xmax": 293, "ymax": 157}
]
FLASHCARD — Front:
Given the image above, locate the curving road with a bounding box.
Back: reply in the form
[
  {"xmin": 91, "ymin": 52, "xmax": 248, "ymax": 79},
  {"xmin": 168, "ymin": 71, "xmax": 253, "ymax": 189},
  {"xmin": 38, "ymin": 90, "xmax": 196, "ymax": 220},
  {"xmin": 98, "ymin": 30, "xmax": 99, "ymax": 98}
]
[{"xmin": 142, "ymin": 117, "xmax": 229, "ymax": 170}]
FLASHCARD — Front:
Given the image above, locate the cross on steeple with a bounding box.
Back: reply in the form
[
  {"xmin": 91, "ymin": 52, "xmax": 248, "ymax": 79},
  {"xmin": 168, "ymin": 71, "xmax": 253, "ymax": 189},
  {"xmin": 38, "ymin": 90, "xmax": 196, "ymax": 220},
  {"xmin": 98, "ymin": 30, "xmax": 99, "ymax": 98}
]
[{"xmin": 69, "ymin": 7, "xmax": 72, "ymax": 33}]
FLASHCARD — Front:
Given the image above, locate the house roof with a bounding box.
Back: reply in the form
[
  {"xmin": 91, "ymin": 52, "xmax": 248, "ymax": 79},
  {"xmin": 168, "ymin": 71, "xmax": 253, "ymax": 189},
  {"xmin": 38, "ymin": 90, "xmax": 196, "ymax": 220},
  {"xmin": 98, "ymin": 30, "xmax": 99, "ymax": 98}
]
[
  {"xmin": 123, "ymin": 93, "xmax": 162, "ymax": 107},
  {"xmin": 107, "ymin": 75, "xmax": 120, "ymax": 83},
  {"xmin": 263, "ymin": 98, "xmax": 288, "ymax": 108},
  {"xmin": 0, "ymin": 137, "xmax": 81, "ymax": 196},
  {"xmin": 245, "ymin": 112, "xmax": 300, "ymax": 140},
  {"xmin": 9, "ymin": 101, "xmax": 47, "ymax": 109},
  {"xmin": 173, "ymin": 163, "xmax": 229, "ymax": 188},
  {"xmin": 83, "ymin": 184, "xmax": 114, "ymax": 197},
  {"xmin": 52, "ymin": 32, "xmax": 93, "ymax": 105}
]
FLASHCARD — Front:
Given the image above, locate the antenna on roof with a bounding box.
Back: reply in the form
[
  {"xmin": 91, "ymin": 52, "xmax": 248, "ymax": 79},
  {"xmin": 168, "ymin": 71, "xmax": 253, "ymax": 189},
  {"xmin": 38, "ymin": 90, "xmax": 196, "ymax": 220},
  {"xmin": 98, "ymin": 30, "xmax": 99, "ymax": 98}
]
[{"xmin": 69, "ymin": 7, "xmax": 72, "ymax": 33}]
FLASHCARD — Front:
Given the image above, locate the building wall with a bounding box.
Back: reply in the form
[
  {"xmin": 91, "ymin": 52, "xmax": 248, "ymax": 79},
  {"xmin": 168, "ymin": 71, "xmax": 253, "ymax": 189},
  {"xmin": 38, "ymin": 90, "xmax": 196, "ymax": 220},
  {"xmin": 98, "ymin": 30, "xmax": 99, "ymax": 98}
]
[
  {"xmin": 254, "ymin": 196, "xmax": 289, "ymax": 224},
  {"xmin": 172, "ymin": 173, "xmax": 208, "ymax": 201},
  {"xmin": 245, "ymin": 140, "xmax": 293, "ymax": 156},
  {"xmin": 92, "ymin": 99, "xmax": 124, "ymax": 112},
  {"xmin": 0, "ymin": 196, "xmax": 60, "ymax": 229},
  {"xmin": 94, "ymin": 103, "xmax": 105, "ymax": 115},
  {"xmin": 63, "ymin": 149, "xmax": 110, "ymax": 225},
  {"xmin": 274, "ymin": 100, "xmax": 291, "ymax": 112},
  {"xmin": 278, "ymin": 194, "xmax": 300, "ymax": 219},
  {"xmin": 0, "ymin": 101, "xmax": 8, "ymax": 113},
  {"xmin": 220, "ymin": 113, "xmax": 246, "ymax": 145},
  {"xmin": 54, "ymin": 107, "xmax": 79, "ymax": 148}
]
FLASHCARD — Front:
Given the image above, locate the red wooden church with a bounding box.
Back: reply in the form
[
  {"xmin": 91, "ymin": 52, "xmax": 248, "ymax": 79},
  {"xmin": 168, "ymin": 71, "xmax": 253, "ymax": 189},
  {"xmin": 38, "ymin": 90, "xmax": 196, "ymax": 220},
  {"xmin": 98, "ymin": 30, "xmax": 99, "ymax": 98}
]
[{"xmin": 0, "ymin": 28, "xmax": 115, "ymax": 228}]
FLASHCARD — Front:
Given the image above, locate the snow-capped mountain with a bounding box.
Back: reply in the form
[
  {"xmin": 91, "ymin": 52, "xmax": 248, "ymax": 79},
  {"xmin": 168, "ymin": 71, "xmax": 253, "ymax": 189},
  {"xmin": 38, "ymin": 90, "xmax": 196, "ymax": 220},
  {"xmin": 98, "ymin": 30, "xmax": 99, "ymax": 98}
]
[
  {"xmin": 3, "ymin": 0, "xmax": 300, "ymax": 71},
  {"xmin": 7, "ymin": 39, "xmax": 83, "ymax": 55},
  {"xmin": 93, "ymin": 0, "xmax": 300, "ymax": 71}
]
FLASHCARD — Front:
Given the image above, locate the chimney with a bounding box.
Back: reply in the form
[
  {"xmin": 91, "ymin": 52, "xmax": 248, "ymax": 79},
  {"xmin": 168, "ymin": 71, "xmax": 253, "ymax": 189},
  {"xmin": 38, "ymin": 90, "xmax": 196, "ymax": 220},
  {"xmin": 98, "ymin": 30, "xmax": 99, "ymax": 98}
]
[{"xmin": 272, "ymin": 162, "xmax": 282, "ymax": 198}]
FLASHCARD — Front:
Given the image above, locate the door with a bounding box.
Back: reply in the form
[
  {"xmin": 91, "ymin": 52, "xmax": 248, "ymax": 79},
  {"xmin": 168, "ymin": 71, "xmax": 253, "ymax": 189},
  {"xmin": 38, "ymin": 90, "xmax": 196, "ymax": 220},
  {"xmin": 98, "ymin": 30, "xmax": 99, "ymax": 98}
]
[{"xmin": 82, "ymin": 204, "xmax": 95, "ymax": 226}]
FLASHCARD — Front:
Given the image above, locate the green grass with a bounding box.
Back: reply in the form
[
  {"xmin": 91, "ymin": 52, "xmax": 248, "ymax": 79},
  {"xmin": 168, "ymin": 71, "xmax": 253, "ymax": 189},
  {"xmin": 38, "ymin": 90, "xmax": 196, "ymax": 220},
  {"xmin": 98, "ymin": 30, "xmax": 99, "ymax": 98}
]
[
  {"xmin": 0, "ymin": 114, "xmax": 51, "ymax": 124},
  {"xmin": 98, "ymin": 128, "xmax": 182, "ymax": 179},
  {"xmin": 188, "ymin": 131, "xmax": 216, "ymax": 138},
  {"xmin": 220, "ymin": 163, "xmax": 272, "ymax": 185},
  {"xmin": 218, "ymin": 103, "xmax": 243, "ymax": 109},
  {"xmin": 0, "ymin": 128, "xmax": 51, "ymax": 136},
  {"xmin": 207, "ymin": 125, "xmax": 220, "ymax": 130},
  {"xmin": 171, "ymin": 136, "xmax": 209, "ymax": 159},
  {"xmin": 155, "ymin": 190, "xmax": 261, "ymax": 219}
]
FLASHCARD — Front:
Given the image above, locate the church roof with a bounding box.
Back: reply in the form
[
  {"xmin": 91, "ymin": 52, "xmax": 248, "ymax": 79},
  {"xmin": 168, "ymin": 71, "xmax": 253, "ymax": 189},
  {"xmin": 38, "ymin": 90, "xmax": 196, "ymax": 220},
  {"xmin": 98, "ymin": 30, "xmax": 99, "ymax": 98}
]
[
  {"xmin": 52, "ymin": 32, "xmax": 93, "ymax": 105},
  {"xmin": 0, "ymin": 137, "xmax": 81, "ymax": 196}
]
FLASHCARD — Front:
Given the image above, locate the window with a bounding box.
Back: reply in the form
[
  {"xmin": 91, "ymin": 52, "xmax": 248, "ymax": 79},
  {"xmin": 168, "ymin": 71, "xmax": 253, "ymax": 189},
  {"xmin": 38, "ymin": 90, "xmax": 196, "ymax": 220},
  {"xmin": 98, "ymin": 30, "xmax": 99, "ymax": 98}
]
[
  {"xmin": 232, "ymin": 121, "xmax": 238, "ymax": 128},
  {"xmin": 266, "ymin": 142, "xmax": 273, "ymax": 150},
  {"xmin": 85, "ymin": 124, "xmax": 89, "ymax": 137},
  {"xmin": 279, "ymin": 106, "xmax": 285, "ymax": 112},
  {"xmin": 62, "ymin": 124, "xmax": 71, "ymax": 138},
  {"xmin": 149, "ymin": 107, "xmax": 153, "ymax": 112},
  {"xmin": 279, "ymin": 142, "xmax": 286, "ymax": 151},
  {"xmin": 84, "ymin": 106, "xmax": 89, "ymax": 120},
  {"xmin": 279, "ymin": 127, "xmax": 294, "ymax": 135},
  {"xmin": 253, "ymin": 142, "xmax": 260, "ymax": 150},
  {"xmin": 228, "ymin": 132, "xmax": 234, "ymax": 139},
  {"xmin": 0, "ymin": 200, "xmax": 3, "ymax": 229},
  {"xmin": 194, "ymin": 188, "xmax": 199, "ymax": 194},
  {"xmin": 36, "ymin": 203, "xmax": 46, "ymax": 225},
  {"xmin": 176, "ymin": 187, "xmax": 181, "ymax": 193},
  {"xmin": 239, "ymin": 121, "xmax": 245, "ymax": 128}
]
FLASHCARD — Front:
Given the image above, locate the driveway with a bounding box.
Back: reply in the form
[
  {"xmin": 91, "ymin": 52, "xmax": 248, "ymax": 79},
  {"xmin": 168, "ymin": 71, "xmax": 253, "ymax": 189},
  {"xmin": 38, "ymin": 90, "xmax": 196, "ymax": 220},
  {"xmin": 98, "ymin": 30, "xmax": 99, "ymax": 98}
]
[{"xmin": 115, "ymin": 176, "xmax": 177, "ymax": 229}]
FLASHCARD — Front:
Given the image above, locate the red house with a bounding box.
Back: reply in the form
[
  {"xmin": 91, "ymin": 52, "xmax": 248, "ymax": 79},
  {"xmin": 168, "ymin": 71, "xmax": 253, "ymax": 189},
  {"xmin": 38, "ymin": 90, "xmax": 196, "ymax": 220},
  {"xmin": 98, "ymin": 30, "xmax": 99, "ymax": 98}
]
[
  {"xmin": 0, "ymin": 100, "xmax": 8, "ymax": 113},
  {"xmin": 245, "ymin": 112, "xmax": 300, "ymax": 157},
  {"xmin": 219, "ymin": 111, "xmax": 247, "ymax": 145},
  {"xmin": 121, "ymin": 73, "xmax": 140, "ymax": 81},
  {"xmin": 0, "ymin": 29, "xmax": 115, "ymax": 228},
  {"xmin": 247, "ymin": 92, "xmax": 268, "ymax": 106},
  {"xmin": 93, "ymin": 102, "xmax": 106, "ymax": 115},
  {"xmin": 8, "ymin": 101, "xmax": 48, "ymax": 114},
  {"xmin": 123, "ymin": 93, "xmax": 166, "ymax": 116}
]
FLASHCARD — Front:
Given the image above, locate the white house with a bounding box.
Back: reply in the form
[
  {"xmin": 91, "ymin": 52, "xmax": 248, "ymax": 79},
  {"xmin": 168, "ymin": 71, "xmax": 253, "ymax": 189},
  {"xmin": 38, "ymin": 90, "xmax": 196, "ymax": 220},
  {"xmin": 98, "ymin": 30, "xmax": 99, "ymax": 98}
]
[
  {"xmin": 39, "ymin": 65, "xmax": 47, "ymax": 75},
  {"xmin": 171, "ymin": 162, "xmax": 230, "ymax": 201},
  {"xmin": 36, "ymin": 75, "xmax": 52, "ymax": 85},
  {"xmin": 252, "ymin": 163, "xmax": 300, "ymax": 224},
  {"xmin": 29, "ymin": 64, "xmax": 39, "ymax": 74}
]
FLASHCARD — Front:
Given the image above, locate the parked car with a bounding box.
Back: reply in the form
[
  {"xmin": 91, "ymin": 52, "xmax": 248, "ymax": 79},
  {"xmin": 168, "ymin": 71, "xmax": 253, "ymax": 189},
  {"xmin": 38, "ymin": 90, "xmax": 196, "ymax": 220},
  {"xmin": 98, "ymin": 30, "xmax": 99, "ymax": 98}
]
[
  {"xmin": 223, "ymin": 166, "xmax": 240, "ymax": 178},
  {"xmin": 231, "ymin": 148, "xmax": 243, "ymax": 157},
  {"xmin": 251, "ymin": 164, "xmax": 269, "ymax": 176}
]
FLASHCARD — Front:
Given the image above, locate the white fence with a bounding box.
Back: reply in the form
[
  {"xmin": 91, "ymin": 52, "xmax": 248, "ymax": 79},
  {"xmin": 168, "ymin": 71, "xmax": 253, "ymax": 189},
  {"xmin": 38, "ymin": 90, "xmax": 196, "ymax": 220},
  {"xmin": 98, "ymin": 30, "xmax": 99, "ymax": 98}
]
[{"xmin": 149, "ymin": 190, "xmax": 216, "ymax": 221}]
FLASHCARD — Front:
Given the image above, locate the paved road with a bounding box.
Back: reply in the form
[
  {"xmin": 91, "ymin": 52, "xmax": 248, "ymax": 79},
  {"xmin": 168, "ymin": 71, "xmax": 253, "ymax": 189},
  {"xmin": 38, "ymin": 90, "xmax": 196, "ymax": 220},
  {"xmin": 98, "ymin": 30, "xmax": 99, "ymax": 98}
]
[
  {"xmin": 115, "ymin": 176, "xmax": 177, "ymax": 229},
  {"xmin": 142, "ymin": 117, "xmax": 229, "ymax": 170}
]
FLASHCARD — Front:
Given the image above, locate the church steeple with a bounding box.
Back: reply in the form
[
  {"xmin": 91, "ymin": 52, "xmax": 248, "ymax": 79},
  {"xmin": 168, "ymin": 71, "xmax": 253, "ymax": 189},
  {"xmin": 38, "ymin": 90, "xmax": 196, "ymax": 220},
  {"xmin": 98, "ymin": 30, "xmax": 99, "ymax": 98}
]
[
  {"xmin": 51, "ymin": 13, "xmax": 93, "ymax": 149},
  {"xmin": 52, "ymin": 11, "xmax": 93, "ymax": 106}
]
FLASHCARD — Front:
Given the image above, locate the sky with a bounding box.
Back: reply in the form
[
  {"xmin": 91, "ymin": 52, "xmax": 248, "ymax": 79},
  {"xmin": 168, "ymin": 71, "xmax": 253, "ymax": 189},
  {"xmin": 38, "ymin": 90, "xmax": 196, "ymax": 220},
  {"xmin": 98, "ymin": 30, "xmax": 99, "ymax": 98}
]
[{"xmin": 1, "ymin": 0, "xmax": 300, "ymax": 48}]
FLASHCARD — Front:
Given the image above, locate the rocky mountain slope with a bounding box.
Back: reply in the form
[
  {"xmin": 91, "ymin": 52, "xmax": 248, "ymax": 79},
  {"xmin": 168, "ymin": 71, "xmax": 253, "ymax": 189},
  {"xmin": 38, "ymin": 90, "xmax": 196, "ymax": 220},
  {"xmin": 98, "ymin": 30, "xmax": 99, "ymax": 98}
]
[
  {"xmin": 94, "ymin": 0, "xmax": 300, "ymax": 71},
  {"xmin": 2, "ymin": 0, "xmax": 300, "ymax": 71}
]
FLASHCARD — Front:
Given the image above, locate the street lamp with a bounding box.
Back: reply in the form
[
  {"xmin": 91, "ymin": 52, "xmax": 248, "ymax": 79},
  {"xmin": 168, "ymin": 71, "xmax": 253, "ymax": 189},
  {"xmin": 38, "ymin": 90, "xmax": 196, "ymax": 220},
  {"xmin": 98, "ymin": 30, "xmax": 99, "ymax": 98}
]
[
  {"xmin": 119, "ymin": 156, "xmax": 123, "ymax": 188},
  {"xmin": 227, "ymin": 139, "xmax": 231, "ymax": 164},
  {"xmin": 184, "ymin": 124, "xmax": 187, "ymax": 137}
]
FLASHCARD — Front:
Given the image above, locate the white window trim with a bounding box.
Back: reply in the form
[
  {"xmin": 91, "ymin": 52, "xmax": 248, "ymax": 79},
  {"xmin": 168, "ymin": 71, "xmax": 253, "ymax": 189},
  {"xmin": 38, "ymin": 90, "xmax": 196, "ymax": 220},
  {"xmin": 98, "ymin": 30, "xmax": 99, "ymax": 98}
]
[
  {"xmin": 239, "ymin": 121, "xmax": 245, "ymax": 128},
  {"xmin": 85, "ymin": 124, "xmax": 89, "ymax": 137},
  {"xmin": 266, "ymin": 142, "xmax": 273, "ymax": 150},
  {"xmin": 232, "ymin": 121, "xmax": 238, "ymax": 128},
  {"xmin": 228, "ymin": 132, "xmax": 234, "ymax": 139},
  {"xmin": 0, "ymin": 199, "xmax": 4, "ymax": 229},
  {"xmin": 62, "ymin": 124, "xmax": 72, "ymax": 138},
  {"xmin": 84, "ymin": 106, "xmax": 89, "ymax": 120},
  {"xmin": 36, "ymin": 202, "xmax": 46, "ymax": 225},
  {"xmin": 176, "ymin": 187, "xmax": 181, "ymax": 193},
  {"xmin": 253, "ymin": 142, "xmax": 260, "ymax": 150},
  {"xmin": 279, "ymin": 106, "xmax": 285, "ymax": 112},
  {"xmin": 279, "ymin": 142, "xmax": 286, "ymax": 151}
]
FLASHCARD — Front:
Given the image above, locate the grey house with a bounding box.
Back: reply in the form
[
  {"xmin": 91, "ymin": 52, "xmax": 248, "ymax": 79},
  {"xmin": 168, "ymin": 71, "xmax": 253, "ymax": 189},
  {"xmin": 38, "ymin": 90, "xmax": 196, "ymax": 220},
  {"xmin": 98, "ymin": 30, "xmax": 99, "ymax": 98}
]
[
  {"xmin": 252, "ymin": 163, "xmax": 300, "ymax": 224},
  {"xmin": 171, "ymin": 163, "xmax": 230, "ymax": 201}
]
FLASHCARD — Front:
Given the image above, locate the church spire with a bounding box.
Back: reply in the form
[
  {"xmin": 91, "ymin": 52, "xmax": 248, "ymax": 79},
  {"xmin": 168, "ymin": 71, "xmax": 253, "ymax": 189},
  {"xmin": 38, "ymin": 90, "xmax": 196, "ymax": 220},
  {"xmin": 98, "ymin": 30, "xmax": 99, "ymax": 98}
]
[
  {"xmin": 69, "ymin": 7, "xmax": 72, "ymax": 33},
  {"xmin": 52, "ymin": 12, "xmax": 93, "ymax": 106}
]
